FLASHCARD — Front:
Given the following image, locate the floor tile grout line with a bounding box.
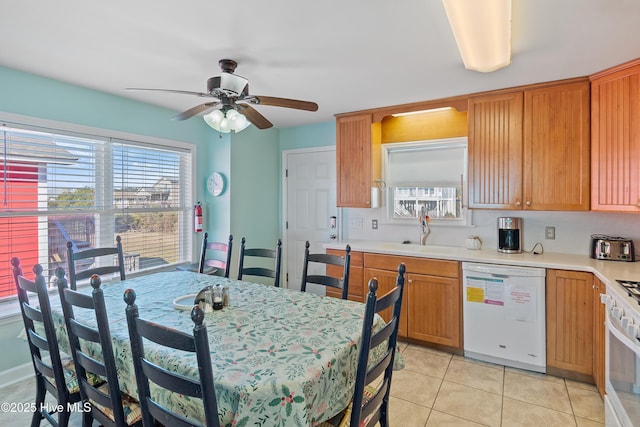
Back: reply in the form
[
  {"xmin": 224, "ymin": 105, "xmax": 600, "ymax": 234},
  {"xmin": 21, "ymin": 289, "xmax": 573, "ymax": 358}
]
[{"xmin": 424, "ymin": 352, "xmax": 451, "ymax": 425}]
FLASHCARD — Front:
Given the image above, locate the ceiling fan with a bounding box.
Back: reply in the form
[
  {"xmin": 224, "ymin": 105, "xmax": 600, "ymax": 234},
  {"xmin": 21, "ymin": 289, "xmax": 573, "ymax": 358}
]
[{"xmin": 126, "ymin": 59, "xmax": 318, "ymax": 132}]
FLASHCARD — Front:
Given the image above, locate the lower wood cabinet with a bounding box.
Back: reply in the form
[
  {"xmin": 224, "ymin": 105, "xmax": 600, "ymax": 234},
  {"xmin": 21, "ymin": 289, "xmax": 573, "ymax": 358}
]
[
  {"xmin": 325, "ymin": 249, "xmax": 364, "ymax": 302},
  {"xmin": 593, "ymin": 276, "xmax": 606, "ymax": 396},
  {"xmin": 546, "ymin": 269, "xmax": 594, "ymax": 377},
  {"xmin": 364, "ymin": 253, "xmax": 461, "ymax": 349}
]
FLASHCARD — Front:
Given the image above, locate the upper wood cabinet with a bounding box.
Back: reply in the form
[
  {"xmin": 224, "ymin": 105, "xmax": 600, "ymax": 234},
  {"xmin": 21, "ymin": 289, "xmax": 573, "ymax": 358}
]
[
  {"xmin": 468, "ymin": 92, "xmax": 524, "ymax": 209},
  {"xmin": 468, "ymin": 79, "xmax": 590, "ymax": 210},
  {"xmin": 591, "ymin": 59, "xmax": 640, "ymax": 212},
  {"xmin": 335, "ymin": 114, "xmax": 380, "ymax": 207},
  {"xmin": 523, "ymin": 81, "xmax": 590, "ymax": 210}
]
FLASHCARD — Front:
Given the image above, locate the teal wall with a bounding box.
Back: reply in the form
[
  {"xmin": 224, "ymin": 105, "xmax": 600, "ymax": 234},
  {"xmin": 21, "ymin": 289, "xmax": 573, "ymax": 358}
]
[
  {"xmin": 279, "ymin": 121, "xmax": 336, "ymax": 151},
  {"xmin": 0, "ymin": 66, "xmax": 337, "ymax": 375},
  {"xmin": 229, "ymin": 126, "xmax": 281, "ymax": 276}
]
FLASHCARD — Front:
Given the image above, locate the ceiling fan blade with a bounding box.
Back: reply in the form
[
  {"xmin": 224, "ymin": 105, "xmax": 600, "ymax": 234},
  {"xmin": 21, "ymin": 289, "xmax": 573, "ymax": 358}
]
[
  {"xmin": 240, "ymin": 105, "xmax": 273, "ymax": 129},
  {"xmin": 126, "ymin": 88, "xmax": 213, "ymax": 98},
  {"xmin": 245, "ymin": 95, "xmax": 318, "ymax": 112},
  {"xmin": 172, "ymin": 102, "xmax": 219, "ymax": 121}
]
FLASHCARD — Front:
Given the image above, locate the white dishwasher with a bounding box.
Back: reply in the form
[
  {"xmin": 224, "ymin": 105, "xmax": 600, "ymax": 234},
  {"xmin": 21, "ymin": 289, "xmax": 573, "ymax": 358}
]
[{"xmin": 462, "ymin": 262, "xmax": 546, "ymax": 373}]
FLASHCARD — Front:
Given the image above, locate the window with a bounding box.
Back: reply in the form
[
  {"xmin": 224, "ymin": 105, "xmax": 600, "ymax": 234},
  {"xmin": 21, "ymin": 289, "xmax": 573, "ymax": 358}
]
[
  {"xmin": 0, "ymin": 121, "xmax": 193, "ymax": 299},
  {"xmin": 383, "ymin": 137, "xmax": 467, "ymax": 224}
]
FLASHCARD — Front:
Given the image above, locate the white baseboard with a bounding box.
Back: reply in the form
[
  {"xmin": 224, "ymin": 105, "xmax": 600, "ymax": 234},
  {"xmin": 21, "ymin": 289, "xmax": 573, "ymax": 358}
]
[{"xmin": 0, "ymin": 362, "xmax": 35, "ymax": 388}]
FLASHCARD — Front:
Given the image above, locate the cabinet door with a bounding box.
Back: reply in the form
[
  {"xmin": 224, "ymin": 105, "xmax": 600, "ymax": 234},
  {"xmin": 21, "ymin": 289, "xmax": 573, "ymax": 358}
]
[
  {"xmin": 468, "ymin": 92, "xmax": 524, "ymax": 209},
  {"xmin": 407, "ymin": 273, "xmax": 461, "ymax": 348},
  {"xmin": 591, "ymin": 60, "xmax": 640, "ymax": 212},
  {"xmin": 336, "ymin": 114, "xmax": 374, "ymax": 208},
  {"xmin": 523, "ymin": 81, "xmax": 590, "ymax": 210},
  {"xmin": 593, "ymin": 276, "xmax": 606, "ymax": 397},
  {"xmin": 364, "ymin": 267, "xmax": 408, "ymax": 338},
  {"xmin": 546, "ymin": 269, "xmax": 594, "ymax": 375}
]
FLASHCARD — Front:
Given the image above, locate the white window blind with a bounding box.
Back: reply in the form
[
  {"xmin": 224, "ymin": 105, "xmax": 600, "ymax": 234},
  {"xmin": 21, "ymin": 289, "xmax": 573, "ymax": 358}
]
[
  {"xmin": 0, "ymin": 123, "xmax": 193, "ymax": 299},
  {"xmin": 386, "ymin": 140, "xmax": 466, "ymax": 187}
]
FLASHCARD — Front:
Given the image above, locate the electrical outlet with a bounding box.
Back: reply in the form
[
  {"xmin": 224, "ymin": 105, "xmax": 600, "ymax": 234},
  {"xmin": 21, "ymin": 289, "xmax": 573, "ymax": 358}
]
[
  {"xmin": 545, "ymin": 226, "xmax": 556, "ymax": 240},
  {"xmin": 351, "ymin": 218, "xmax": 363, "ymax": 229},
  {"xmin": 372, "ymin": 219, "xmax": 378, "ymax": 230}
]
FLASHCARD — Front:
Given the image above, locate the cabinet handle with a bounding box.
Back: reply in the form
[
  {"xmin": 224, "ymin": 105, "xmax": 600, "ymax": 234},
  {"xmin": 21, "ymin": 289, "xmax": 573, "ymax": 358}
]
[
  {"xmin": 526, "ymin": 200, "xmax": 531, "ymax": 206},
  {"xmin": 408, "ymin": 279, "xmax": 413, "ymax": 285},
  {"xmin": 516, "ymin": 201, "xmax": 521, "ymax": 206}
]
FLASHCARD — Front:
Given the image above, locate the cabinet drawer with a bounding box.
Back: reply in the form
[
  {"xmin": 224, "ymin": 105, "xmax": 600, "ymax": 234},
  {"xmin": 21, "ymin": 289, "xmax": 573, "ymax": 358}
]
[
  {"xmin": 327, "ymin": 249, "xmax": 363, "ymax": 266},
  {"xmin": 364, "ymin": 253, "xmax": 459, "ymax": 278}
]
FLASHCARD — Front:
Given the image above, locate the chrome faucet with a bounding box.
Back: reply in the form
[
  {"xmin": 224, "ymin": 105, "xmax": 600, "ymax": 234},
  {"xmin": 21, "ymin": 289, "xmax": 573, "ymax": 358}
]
[{"xmin": 419, "ymin": 206, "xmax": 430, "ymax": 245}]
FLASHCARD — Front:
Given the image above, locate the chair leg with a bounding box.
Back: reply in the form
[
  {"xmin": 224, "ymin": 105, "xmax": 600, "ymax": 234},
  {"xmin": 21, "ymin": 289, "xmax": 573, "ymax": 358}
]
[
  {"xmin": 82, "ymin": 409, "xmax": 93, "ymax": 427},
  {"xmin": 57, "ymin": 406, "xmax": 71, "ymax": 427},
  {"xmin": 380, "ymin": 397, "xmax": 390, "ymax": 427},
  {"xmin": 30, "ymin": 377, "xmax": 46, "ymax": 427}
]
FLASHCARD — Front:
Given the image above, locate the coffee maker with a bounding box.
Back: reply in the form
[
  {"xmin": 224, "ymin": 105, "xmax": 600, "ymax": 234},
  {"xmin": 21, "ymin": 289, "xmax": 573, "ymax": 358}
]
[{"xmin": 497, "ymin": 217, "xmax": 523, "ymax": 253}]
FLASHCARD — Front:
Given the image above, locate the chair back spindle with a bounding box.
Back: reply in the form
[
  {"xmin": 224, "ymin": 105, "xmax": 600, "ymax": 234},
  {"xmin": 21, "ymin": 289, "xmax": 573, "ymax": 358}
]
[
  {"xmin": 237, "ymin": 237, "xmax": 282, "ymax": 287},
  {"xmin": 12, "ymin": 258, "xmax": 82, "ymax": 427},
  {"xmin": 124, "ymin": 288, "xmax": 221, "ymax": 427},
  {"xmin": 198, "ymin": 232, "xmax": 233, "ymax": 278},
  {"xmin": 351, "ymin": 263, "xmax": 405, "ymax": 427},
  {"xmin": 301, "ymin": 241, "xmax": 351, "ymax": 299},
  {"xmin": 58, "ymin": 270, "xmax": 141, "ymax": 426},
  {"xmin": 67, "ymin": 235, "xmax": 125, "ymax": 290}
]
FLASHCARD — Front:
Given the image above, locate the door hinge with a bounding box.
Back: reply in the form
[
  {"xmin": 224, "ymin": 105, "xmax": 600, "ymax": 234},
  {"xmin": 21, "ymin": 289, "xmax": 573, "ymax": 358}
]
[
  {"xmin": 286, "ymin": 221, "xmax": 288, "ymax": 229},
  {"xmin": 285, "ymin": 169, "xmax": 288, "ymax": 178}
]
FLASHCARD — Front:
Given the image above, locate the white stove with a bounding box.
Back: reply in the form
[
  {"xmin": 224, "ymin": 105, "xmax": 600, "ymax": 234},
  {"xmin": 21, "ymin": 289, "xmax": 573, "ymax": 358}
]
[{"xmin": 603, "ymin": 280, "xmax": 640, "ymax": 426}]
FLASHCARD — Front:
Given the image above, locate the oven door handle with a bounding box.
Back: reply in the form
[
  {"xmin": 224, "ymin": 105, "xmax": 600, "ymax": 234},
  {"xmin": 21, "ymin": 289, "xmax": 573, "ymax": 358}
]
[{"xmin": 606, "ymin": 313, "xmax": 640, "ymax": 356}]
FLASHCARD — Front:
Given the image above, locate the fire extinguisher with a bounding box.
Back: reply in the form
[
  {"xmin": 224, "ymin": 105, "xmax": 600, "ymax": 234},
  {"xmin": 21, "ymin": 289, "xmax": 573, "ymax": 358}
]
[{"xmin": 194, "ymin": 202, "xmax": 203, "ymax": 233}]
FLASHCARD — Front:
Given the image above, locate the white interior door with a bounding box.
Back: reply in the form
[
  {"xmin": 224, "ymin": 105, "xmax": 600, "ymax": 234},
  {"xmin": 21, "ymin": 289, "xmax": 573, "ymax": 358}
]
[{"xmin": 283, "ymin": 147, "xmax": 337, "ymax": 293}]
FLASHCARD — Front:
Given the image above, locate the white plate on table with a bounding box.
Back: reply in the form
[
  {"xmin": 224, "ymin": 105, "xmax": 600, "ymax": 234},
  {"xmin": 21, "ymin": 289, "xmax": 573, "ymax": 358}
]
[{"xmin": 172, "ymin": 294, "xmax": 198, "ymax": 311}]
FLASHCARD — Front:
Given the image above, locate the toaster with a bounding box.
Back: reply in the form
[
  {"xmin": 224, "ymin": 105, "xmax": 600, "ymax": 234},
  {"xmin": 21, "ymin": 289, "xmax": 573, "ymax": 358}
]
[{"xmin": 590, "ymin": 234, "xmax": 635, "ymax": 262}]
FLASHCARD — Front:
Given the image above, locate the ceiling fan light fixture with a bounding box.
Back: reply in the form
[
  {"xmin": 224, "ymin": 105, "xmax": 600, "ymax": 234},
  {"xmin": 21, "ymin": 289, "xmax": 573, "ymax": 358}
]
[
  {"xmin": 226, "ymin": 109, "xmax": 250, "ymax": 131},
  {"xmin": 443, "ymin": 0, "xmax": 512, "ymax": 72},
  {"xmin": 203, "ymin": 109, "xmax": 250, "ymax": 133}
]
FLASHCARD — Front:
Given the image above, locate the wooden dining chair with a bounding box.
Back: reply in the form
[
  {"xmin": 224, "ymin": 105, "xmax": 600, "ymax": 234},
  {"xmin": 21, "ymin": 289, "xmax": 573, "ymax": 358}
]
[
  {"xmin": 199, "ymin": 232, "xmax": 233, "ymax": 277},
  {"xmin": 57, "ymin": 270, "xmax": 142, "ymax": 427},
  {"xmin": 11, "ymin": 258, "xmax": 83, "ymax": 427},
  {"xmin": 67, "ymin": 235, "xmax": 126, "ymax": 290},
  {"xmin": 321, "ymin": 263, "xmax": 405, "ymax": 427},
  {"xmin": 124, "ymin": 288, "xmax": 221, "ymax": 427},
  {"xmin": 301, "ymin": 241, "xmax": 351, "ymax": 299},
  {"xmin": 237, "ymin": 237, "xmax": 282, "ymax": 287}
]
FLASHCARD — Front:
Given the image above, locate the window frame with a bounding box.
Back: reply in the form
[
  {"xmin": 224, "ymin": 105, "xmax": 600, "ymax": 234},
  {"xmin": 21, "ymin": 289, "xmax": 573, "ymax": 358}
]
[
  {"xmin": 0, "ymin": 112, "xmax": 196, "ymax": 302},
  {"xmin": 381, "ymin": 137, "xmax": 469, "ymax": 226}
]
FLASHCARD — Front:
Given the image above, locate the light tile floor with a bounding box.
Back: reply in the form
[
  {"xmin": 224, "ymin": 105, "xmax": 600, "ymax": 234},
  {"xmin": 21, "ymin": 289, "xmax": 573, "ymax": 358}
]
[
  {"xmin": 389, "ymin": 342, "xmax": 605, "ymax": 427},
  {"xmin": 0, "ymin": 341, "xmax": 606, "ymax": 426}
]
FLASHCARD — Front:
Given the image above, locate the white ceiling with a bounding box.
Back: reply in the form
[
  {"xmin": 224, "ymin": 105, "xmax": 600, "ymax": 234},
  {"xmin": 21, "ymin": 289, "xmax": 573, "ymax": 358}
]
[{"xmin": 2, "ymin": 0, "xmax": 640, "ymax": 129}]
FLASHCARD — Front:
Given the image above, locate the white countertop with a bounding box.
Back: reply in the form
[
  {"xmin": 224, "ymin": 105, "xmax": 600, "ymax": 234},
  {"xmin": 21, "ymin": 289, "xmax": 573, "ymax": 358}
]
[{"xmin": 325, "ymin": 240, "xmax": 640, "ymax": 303}]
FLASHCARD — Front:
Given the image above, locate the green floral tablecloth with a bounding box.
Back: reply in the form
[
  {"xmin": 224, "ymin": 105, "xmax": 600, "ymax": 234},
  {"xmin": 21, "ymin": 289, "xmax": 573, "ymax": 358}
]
[{"xmin": 48, "ymin": 271, "xmax": 392, "ymax": 426}]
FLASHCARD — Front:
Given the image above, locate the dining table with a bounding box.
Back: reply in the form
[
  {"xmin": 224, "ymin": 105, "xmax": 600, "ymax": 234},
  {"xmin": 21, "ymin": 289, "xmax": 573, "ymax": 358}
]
[{"xmin": 47, "ymin": 270, "xmax": 398, "ymax": 427}]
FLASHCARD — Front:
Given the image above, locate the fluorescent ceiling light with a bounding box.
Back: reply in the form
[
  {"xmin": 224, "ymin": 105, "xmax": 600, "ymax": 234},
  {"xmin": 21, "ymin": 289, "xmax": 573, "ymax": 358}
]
[
  {"xmin": 391, "ymin": 107, "xmax": 453, "ymax": 117},
  {"xmin": 442, "ymin": 0, "xmax": 512, "ymax": 72}
]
